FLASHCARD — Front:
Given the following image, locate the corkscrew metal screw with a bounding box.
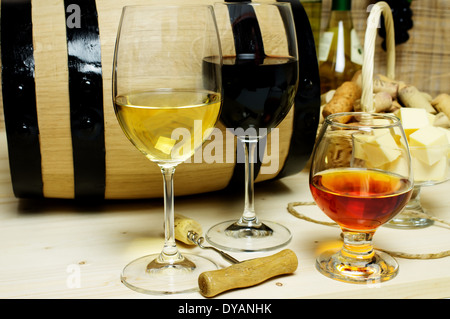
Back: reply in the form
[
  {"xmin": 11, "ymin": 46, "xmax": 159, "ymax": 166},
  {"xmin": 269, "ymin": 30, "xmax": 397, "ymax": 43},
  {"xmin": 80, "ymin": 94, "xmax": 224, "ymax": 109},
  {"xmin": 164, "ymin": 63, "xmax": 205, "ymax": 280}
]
[{"xmin": 187, "ymin": 231, "xmax": 240, "ymax": 264}]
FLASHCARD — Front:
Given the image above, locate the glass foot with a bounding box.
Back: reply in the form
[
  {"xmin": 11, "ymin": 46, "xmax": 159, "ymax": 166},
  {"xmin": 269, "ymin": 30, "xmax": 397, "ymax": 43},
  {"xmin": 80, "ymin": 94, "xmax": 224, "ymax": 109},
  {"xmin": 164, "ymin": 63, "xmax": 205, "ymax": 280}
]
[
  {"xmin": 121, "ymin": 253, "xmax": 218, "ymax": 295},
  {"xmin": 316, "ymin": 248, "xmax": 399, "ymax": 284},
  {"xmin": 224, "ymin": 220, "xmax": 274, "ymax": 237},
  {"xmin": 386, "ymin": 211, "xmax": 434, "ymax": 229},
  {"xmin": 205, "ymin": 219, "xmax": 292, "ymax": 252},
  {"xmin": 386, "ymin": 185, "xmax": 434, "ymax": 229}
]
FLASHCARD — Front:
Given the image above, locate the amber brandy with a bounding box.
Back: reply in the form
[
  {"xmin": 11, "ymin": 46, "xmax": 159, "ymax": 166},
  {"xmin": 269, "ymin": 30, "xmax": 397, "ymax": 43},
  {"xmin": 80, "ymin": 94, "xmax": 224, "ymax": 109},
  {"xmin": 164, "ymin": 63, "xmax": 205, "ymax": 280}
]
[{"xmin": 310, "ymin": 168, "xmax": 413, "ymax": 231}]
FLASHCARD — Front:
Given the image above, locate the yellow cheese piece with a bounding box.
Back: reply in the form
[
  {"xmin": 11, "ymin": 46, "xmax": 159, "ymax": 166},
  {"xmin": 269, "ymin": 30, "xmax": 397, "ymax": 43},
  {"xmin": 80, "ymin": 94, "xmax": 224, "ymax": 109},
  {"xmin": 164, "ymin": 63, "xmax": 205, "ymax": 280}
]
[
  {"xmin": 427, "ymin": 113, "xmax": 436, "ymax": 126},
  {"xmin": 352, "ymin": 133, "xmax": 373, "ymax": 161},
  {"xmin": 409, "ymin": 126, "xmax": 448, "ymax": 165},
  {"xmin": 409, "ymin": 126, "xmax": 447, "ymax": 146},
  {"xmin": 412, "ymin": 156, "xmax": 448, "ymax": 183},
  {"xmin": 353, "ymin": 131, "xmax": 401, "ymax": 167},
  {"xmin": 398, "ymin": 108, "xmax": 429, "ymax": 138},
  {"xmin": 154, "ymin": 136, "xmax": 177, "ymax": 154},
  {"xmin": 382, "ymin": 156, "xmax": 410, "ymax": 177},
  {"xmin": 436, "ymin": 128, "xmax": 450, "ymax": 158},
  {"xmin": 359, "ymin": 118, "xmax": 406, "ymax": 145},
  {"xmin": 436, "ymin": 127, "xmax": 450, "ymax": 144}
]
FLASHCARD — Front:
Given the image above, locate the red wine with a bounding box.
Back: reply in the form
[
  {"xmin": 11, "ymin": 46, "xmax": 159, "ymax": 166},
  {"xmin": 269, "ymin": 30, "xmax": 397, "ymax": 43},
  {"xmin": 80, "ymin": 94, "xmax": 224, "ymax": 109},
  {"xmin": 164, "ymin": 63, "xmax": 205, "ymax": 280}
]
[
  {"xmin": 203, "ymin": 55, "xmax": 298, "ymax": 137},
  {"xmin": 310, "ymin": 168, "xmax": 412, "ymax": 231}
]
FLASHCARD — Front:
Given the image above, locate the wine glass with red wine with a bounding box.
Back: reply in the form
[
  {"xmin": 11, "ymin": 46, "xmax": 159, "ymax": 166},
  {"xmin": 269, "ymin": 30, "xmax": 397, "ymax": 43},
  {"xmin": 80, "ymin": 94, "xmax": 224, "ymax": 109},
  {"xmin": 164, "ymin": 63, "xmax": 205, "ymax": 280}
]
[
  {"xmin": 204, "ymin": 2, "xmax": 299, "ymax": 252},
  {"xmin": 309, "ymin": 112, "xmax": 413, "ymax": 283}
]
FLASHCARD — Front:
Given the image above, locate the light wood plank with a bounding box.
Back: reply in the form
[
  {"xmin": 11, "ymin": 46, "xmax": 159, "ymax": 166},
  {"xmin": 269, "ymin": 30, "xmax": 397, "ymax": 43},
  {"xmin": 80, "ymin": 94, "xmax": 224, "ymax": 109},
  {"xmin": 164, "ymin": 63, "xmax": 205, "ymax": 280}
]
[
  {"xmin": 0, "ymin": 131, "xmax": 449, "ymax": 299},
  {"xmin": 33, "ymin": 0, "xmax": 74, "ymax": 198}
]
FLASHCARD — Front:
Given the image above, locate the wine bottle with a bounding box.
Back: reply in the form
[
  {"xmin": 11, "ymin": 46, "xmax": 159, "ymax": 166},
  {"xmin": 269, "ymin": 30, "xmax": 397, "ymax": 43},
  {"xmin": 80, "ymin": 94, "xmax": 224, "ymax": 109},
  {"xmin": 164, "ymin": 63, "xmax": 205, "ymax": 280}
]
[
  {"xmin": 318, "ymin": 0, "xmax": 363, "ymax": 93},
  {"xmin": 300, "ymin": 0, "xmax": 322, "ymax": 57}
]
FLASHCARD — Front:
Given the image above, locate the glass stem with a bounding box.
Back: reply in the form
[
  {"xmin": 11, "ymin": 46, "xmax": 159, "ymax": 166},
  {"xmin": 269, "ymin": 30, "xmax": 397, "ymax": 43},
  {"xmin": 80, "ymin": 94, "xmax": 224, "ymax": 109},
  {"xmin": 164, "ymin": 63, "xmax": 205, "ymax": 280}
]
[
  {"xmin": 239, "ymin": 139, "xmax": 260, "ymax": 226},
  {"xmin": 159, "ymin": 165, "xmax": 183, "ymax": 264},
  {"xmin": 405, "ymin": 185, "xmax": 423, "ymax": 213},
  {"xmin": 341, "ymin": 229, "xmax": 375, "ymax": 261}
]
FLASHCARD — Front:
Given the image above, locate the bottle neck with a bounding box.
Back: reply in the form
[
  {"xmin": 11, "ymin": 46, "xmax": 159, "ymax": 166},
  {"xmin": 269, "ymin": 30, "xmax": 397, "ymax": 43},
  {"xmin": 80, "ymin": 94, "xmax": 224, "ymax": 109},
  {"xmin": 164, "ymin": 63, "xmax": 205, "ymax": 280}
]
[
  {"xmin": 327, "ymin": 10, "xmax": 353, "ymax": 29},
  {"xmin": 328, "ymin": 0, "xmax": 353, "ymax": 29},
  {"xmin": 332, "ymin": 0, "xmax": 351, "ymax": 11}
]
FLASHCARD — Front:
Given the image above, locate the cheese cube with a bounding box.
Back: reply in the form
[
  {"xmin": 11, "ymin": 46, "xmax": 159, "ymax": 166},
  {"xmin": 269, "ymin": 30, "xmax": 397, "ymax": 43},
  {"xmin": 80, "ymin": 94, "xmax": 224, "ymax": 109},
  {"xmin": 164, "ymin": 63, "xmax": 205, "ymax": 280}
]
[
  {"xmin": 436, "ymin": 128, "xmax": 450, "ymax": 158},
  {"xmin": 397, "ymin": 108, "xmax": 429, "ymax": 138},
  {"xmin": 154, "ymin": 136, "xmax": 176, "ymax": 154},
  {"xmin": 409, "ymin": 126, "xmax": 448, "ymax": 165},
  {"xmin": 353, "ymin": 132, "xmax": 401, "ymax": 167},
  {"xmin": 352, "ymin": 133, "xmax": 373, "ymax": 161},
  {"xmin": 376, "ymin": 156, "xmax": 410, "ymax": 177},
  {"xmin": 391, "ymin": 126, "xmax": 408, "ymax": 148},
  {"xmin": 436, "ymin": 127, "xmax": 450, "ymax": 144},
  {"xmin": 409, "ymin": 126, "xmax": 447, "ymax": 146},
  {"xmin": 427, "ymin": 113, "xmax": 436, "ymax": 126},
  {"xmin": 412, "ymin": 156, "xmax": 448, "ymax": 183}
]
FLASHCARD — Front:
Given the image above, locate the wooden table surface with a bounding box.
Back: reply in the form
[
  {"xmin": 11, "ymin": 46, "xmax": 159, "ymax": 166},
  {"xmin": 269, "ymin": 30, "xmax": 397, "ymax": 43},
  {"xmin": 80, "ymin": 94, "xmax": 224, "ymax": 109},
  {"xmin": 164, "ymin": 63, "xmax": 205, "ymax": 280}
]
[{"xmin": 0, "ymin": 131, "xmax": 449, "ymax": 299}]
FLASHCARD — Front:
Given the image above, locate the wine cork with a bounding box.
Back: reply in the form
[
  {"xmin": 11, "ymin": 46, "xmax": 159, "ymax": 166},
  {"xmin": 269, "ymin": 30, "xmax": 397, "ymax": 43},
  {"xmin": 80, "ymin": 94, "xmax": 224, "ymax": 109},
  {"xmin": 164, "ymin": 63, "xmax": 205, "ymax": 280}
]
[
  {"xmin": 174, "ymin": 214, "xmax": 202, "ymax": 245},
  {"xmin": 198, "ymin": 249, "xmax": 298, "ymax": 298},
  {"xmin": 322, "ymin": 81, "xmax": 362, "ymax": 123}
]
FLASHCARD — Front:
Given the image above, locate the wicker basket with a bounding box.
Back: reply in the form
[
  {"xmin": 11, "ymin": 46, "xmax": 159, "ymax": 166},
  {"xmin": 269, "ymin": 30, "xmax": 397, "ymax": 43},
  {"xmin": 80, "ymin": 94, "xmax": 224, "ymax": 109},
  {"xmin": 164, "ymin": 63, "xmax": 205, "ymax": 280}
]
[
  {"xmin": 360, "ymin": 1, "xmax": 396, "ymax": 113},
  {"xmin": 318, "ymin": 2, "xmax": 396, "ymax": 169}
]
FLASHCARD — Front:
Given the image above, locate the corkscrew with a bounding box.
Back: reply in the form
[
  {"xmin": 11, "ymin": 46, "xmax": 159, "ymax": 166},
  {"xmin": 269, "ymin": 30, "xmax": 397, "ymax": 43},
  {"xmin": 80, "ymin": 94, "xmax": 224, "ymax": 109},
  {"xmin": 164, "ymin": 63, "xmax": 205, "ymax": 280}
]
[
  {"xmin": 174, "ymin": 214, "xmax": 298, "ymax": 297},
  {"xmin": 186, "ymin": 230, "xmax": 240, "ymax": 264}
]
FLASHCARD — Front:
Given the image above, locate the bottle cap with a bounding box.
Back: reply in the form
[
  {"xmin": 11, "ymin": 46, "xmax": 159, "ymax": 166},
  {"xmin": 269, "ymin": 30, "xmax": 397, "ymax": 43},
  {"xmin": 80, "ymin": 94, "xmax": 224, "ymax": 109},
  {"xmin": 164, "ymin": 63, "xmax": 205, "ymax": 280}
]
[{"xmin": 332, "ymin": 0, "xmax": 351, "ymax": 11}]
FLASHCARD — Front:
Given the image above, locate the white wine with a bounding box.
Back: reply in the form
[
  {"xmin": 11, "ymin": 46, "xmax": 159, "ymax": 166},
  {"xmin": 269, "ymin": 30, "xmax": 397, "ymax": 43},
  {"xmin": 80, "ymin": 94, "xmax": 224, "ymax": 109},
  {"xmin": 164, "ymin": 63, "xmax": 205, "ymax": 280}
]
[
  {"xmin": 114, "ymin": 90, "xmax": 221, "ymax": 164},
  {"xmin": 318, "ymin": 0, "xmax": 363, "ymax": 93}
]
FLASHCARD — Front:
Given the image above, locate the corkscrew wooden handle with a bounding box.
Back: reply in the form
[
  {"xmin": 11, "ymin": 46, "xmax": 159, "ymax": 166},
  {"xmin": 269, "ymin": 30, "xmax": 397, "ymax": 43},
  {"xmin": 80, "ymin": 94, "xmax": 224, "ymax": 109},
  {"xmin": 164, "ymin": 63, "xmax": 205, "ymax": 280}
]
[
  {"xmin": 174, "ymin": 214, "xmax": 202, "ymax": 245},
  {"xmin": 198, "ymin": 249, "xmax": 298, "ymax": 298}
]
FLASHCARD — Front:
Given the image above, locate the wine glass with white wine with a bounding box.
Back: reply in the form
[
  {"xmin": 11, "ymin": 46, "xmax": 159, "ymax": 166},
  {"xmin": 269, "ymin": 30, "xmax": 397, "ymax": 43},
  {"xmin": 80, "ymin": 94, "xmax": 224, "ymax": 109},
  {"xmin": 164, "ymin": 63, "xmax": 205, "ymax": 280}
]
[{"xmin": 113, "ymin": 5, "xmax": 222, "ymax": 294}]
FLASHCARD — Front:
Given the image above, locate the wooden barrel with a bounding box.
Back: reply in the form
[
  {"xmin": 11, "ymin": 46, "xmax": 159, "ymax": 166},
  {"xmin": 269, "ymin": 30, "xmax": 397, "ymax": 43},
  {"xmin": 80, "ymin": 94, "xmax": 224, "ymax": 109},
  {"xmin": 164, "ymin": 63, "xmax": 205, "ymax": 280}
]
[{"xmin": 0, "ymin": 0, "xmax": 320, "ymax": 199}]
